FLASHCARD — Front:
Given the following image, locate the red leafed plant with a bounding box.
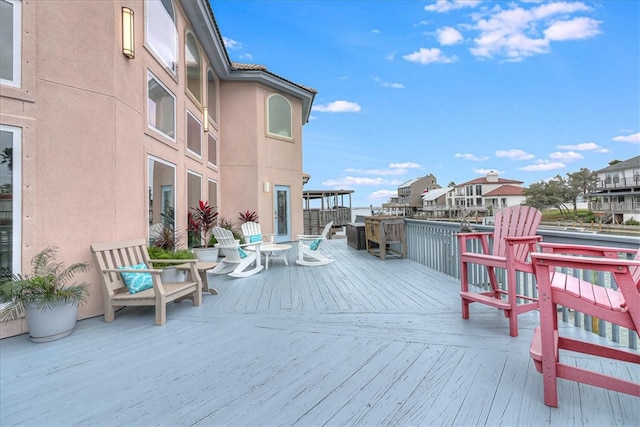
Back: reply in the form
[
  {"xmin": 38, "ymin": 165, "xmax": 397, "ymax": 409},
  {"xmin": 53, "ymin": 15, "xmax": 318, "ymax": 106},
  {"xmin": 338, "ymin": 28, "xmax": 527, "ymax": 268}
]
[
  {"xmin": 238, "ymin": 210, "xmax": 259, "ymax": 224},
  {"xmin": 188, "ymin": 200, "xmax": 219, "ymax": 247}
]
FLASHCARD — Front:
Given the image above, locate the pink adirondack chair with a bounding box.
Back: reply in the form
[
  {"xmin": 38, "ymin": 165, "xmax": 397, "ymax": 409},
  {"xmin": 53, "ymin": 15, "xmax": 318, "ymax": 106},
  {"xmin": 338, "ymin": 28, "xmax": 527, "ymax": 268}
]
[
  {"xmin": 456, "ymin": 205, "xmax": 542, "ymax": 337},
  {"xmin": 529, "ymin": 244, "xmax": 640, "ymax": 407}
]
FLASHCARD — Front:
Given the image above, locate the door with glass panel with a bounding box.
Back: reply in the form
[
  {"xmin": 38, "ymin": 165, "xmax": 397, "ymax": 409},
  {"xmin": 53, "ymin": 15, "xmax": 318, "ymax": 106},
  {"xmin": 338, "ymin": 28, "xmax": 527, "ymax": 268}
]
[
  {"xmin": 0, "ymin": 125, "xmax": 21, "ymax": 277},
  {"xmin": 273, "ymin": 185, "xmax": 291, "ymax": 243}
]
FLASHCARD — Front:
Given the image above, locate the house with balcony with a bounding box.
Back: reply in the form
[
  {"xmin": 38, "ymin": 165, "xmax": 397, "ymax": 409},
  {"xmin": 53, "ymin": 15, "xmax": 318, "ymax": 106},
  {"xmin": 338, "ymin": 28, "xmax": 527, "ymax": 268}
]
[
  {"xmin": 447, "ymin": 171, "xmax": 525, "ymax": 218},
  {"xmin": 0, "ymin": 0, "xmax": 315, "ymax": 338},
  {"xmin": 385, "ymin": 174, "xmax": 440, "ymax": 216},
  {"xmin": 588, "ymin": 155, "xmax": 640, "ymax": 224}
]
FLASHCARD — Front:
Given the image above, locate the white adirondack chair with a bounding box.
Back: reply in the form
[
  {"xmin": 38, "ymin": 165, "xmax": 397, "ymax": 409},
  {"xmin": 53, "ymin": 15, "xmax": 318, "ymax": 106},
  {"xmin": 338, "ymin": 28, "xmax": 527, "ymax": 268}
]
[
  {"xmin": 295, "ymin": 221, "xmax": 334, "ymax": 267},
  {"xmin": 241, "ymin": 221, "xmax": 274, "ymax": 251},
  {"xmin": 211, "ymin": 227, "xmax": 264, "ymax": 277}
]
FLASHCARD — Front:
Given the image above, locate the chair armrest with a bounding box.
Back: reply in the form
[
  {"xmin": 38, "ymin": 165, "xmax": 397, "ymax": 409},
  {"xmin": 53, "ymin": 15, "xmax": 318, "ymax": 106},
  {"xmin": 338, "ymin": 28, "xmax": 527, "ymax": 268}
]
[
  {"xmin": 239, "ymin": 241, "xmax": 261, "ymax": 248},
  {"xmin": 531, "ymin": 252, "xmax": 640, "ymax": 270},
  {"xmin": 455, "ymin": 231, "xmax": 492, "ymax": 238},
  {"xmin": 103, "ymin": 268, "xmax": 163, "ymax": 274},
  {"xmin": 149, "ymin": 259, "xmax": 197, "ymax": 264},
  {"xmin": 297, "ymin": 234, "xmax": 321, "ymax": 239},
  {"xmin": 539, "ymin": 242, "xmax": 638, "ymax": 258},
  {"xmin": 504, "ymin": 235, "xmax": 542, "ymax": 244}
]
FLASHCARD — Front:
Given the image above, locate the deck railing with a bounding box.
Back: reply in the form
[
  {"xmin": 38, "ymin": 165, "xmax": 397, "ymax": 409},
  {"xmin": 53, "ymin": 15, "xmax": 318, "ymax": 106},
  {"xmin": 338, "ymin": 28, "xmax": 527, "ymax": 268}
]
[{"xmin": 405, "ymin": 219, "xmax": 639, "ymax": 349}]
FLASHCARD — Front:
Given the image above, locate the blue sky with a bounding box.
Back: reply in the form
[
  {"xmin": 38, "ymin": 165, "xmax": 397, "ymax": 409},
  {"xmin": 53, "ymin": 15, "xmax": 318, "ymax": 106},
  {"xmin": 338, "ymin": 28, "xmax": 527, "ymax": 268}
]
[{"xmin": 212, "ymin": 0, "xmax": 640, "ymax": 207}]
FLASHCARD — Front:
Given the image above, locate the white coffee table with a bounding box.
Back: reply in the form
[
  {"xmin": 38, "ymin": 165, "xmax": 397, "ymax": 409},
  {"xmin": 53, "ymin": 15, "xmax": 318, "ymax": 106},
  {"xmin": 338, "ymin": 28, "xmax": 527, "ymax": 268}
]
[{"xmin": 260, "ymin": 244, "xmax": 292, "ymax": 269}]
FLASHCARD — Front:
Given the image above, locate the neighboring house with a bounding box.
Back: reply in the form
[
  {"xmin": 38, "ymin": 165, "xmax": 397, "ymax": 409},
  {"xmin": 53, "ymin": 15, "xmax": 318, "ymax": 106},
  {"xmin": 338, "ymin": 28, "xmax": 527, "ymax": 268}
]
[
  {"xmin": 0, "ymin": 0, "xmax": 315, "ymax": 338},
  {"xmin": 588, "ymin": 155, "xmax": 640, "ymax": 224},
  {"xmin": 420, "ymin": 187, "xmax": 454, "ymax": 218},
  {"xmin": 447, "ymin": 171, "xmax": 525, "ymax": 217},
  {"xmin": 391, "ymin": 174, "xmax": 440, "ymax": 215}
]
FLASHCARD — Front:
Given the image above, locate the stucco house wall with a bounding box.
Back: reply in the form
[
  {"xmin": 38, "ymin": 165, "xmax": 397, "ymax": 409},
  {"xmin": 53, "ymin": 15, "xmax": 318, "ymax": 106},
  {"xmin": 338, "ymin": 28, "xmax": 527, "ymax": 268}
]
[{"xmin": 0, "ymin": 0, "xmax": 314, "ymax": 338}]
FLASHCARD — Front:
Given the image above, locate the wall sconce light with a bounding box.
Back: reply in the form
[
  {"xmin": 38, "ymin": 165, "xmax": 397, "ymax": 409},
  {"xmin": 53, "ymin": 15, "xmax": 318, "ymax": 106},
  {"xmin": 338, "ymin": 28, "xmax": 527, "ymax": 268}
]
[
  {"xmin": 263, "ymin": 182, "xmax": 270, "ymax": 193},
  {"xmin": 203, "ymin": 107, "xmax": 208, "ymax": 133},
  {"xmin": 122, "ymin": 7, "xmax": 135, "ymax": 59}
]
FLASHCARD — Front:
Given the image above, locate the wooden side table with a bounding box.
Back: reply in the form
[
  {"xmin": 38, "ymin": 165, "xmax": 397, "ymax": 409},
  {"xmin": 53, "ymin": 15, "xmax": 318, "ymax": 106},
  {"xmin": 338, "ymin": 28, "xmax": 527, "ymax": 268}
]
[{"xmin": 176, "ymin": 261, "xmax": 218, "ymax": 295}]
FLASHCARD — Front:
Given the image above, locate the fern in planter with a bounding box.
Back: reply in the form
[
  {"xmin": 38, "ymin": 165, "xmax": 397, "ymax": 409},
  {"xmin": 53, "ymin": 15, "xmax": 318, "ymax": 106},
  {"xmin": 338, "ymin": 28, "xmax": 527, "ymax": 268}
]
[
  {"xmin": 147, "ymin": 247, "xmax": 196, "ymax": 268},
  {"xmin": 0, "ymin": 246, "xmax": 90, "ymax": 322}
]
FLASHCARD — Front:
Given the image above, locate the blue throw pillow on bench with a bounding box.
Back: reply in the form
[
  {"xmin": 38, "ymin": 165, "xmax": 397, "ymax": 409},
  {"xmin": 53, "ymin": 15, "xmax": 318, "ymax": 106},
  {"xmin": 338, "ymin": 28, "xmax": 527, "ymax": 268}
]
[{"xmin": 118, "ymin": 263, "xmax": 153, "ymax": 294}]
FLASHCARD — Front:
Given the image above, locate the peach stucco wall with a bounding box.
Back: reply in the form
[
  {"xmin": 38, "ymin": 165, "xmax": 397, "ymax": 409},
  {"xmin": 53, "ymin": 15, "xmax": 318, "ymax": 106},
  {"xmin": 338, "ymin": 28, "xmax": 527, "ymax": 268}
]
[{"xmin": 0, "ymin": 1, "xmax": 311, "ymax": 338}]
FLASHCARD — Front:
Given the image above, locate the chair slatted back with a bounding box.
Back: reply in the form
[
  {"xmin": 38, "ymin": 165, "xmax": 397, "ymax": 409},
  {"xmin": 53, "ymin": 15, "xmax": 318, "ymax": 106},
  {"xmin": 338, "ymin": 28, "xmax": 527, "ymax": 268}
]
[
  {"xmin": 90, "ymin": 239, "xmax": 150, "ymax": 296},
  {"xmin": 212, "ymin": 227, "xmax": 241, "ymax": 262},
  {"xmin": 492, "ymin": 206, "xmax": 542, "ymax": 261}
]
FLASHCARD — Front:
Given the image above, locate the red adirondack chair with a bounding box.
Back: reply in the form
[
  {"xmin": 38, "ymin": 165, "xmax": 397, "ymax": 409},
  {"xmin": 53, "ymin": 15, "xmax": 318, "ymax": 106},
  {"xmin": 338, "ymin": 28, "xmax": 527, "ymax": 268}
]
[
  {"xmin": 456, "ymin": 205, "xmax": 542, "ymax": 337},
  {"xmin": 529, "ymin": 243, "xmax": 640, "ymax": 407}
]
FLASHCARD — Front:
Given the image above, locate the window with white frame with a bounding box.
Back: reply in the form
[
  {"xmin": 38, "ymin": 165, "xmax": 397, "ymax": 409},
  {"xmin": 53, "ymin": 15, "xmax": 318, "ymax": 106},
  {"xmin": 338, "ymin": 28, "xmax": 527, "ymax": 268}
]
[
  {"xmin": 207, "ymin": 132, "xmax": 217, "ymax": 167},
  {"xmin": 145, "ymin": 0, "xmax": 177, "ymax": 73},
  {"xmin": 186, "ymin": 111, "xmax": 201, "ymax": 156},
  {"xmin": 185, "ymin": 32, "xmax": 201, "ymax": 103},
  {"xmin": 148, "ymin": 157, "xmax": 176, "ymax": 247},
  {"xmin": 147, "ymin": 71, "xmax": 176, "ymax": 140},
  {"xmin": 267, "ymin": 94, "xmax": 292, "ymax": 138},
  {"xmin": 208, "ymin": 179, "xmax": 218, "ymax": 211},
  {"xmin": 0, "ymin": 0, "xmax": 21, "ymax": 87},
  {"xmin": 0, "ymin": 125, "xmax": 21, "ymax": 277}
]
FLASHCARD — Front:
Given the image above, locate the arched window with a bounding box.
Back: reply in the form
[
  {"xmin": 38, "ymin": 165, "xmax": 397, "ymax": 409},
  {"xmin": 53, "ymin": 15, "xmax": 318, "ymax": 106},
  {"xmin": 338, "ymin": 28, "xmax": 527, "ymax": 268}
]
[
  {"xmin": 185, "ymin": 33, "xmax": 201, "ymax": 103},
  {"xmin": 267, "ymin": 94, "xmax": 292, "ymax": 139},
  {"xmin": 145, "ymin": 0, "xmax": 177, "ymax": 73}
]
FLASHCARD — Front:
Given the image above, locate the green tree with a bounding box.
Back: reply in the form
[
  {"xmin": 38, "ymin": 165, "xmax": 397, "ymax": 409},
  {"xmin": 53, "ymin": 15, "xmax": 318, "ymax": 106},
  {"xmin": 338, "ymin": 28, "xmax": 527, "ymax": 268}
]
[
  {"xmin": 523, "ymin": 177, "xmax": 571, "ymax": 218},
  {"xmin": 566, "ymin": 168, "xmax": 598, "ymax": 216}
]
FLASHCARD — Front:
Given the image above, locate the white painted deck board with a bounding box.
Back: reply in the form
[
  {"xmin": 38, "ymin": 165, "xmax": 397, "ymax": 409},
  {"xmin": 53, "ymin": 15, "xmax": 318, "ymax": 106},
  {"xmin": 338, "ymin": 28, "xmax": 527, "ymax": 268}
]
[{"xmin": 1, "ymin": 239, "xmax": 638, "ymax": 426}]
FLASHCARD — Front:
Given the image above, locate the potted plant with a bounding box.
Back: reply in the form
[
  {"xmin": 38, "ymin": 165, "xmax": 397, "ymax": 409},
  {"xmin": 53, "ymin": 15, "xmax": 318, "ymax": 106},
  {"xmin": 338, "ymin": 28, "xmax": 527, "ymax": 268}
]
[
  {"xmin": 0, "ymin": 246, "xmax": 90, "ymax": 343},
  {"xmin": 188, "ymin": 200, "xmax": 219, "ymax": 261},
  {"xmin": 147, "ymin": 246, "xmax": 197, "ymax": 282},
  {"xmin": 238, "ymin": 210, "xmax": 259, "ymax": 224}
]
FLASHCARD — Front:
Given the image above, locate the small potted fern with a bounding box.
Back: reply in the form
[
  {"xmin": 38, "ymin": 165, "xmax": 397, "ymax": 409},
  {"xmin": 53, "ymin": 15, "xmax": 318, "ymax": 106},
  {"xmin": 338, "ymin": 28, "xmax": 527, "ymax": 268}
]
[{"xmin": 0, "ymin": 246, "xmax": 90, "ymax": 343}]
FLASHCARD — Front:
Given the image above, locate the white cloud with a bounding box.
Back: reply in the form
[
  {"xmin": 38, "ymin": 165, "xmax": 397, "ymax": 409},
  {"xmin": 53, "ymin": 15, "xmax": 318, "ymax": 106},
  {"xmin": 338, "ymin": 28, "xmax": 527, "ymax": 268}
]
[
  {"xmin": 373, "ymin": 76, "xmax": 404, "ymax": 89},
  {"xmin": 468, "ymin": 2, "xmax": 601, "ymax": 61},
  {"xmin": 403, "ymin": 48, "xmax": 457, "ymax": 64},
  {"xmin": 495, "ymin": 149, "xmax": 535, "ymax": 160},
  {"xmin": 425, "ymin": 0, "xmax": 482, "ymax": 13},
  {"xmin": 544, "ymin": 17, "xmax": 601, "ymax": 41},
  {"xmin": 549, "ymin": 151, "xmax": 583, "ymax": 162},
  {"xmin": 345, "ymin": 168, "xmax": 407, "ymax": 176},
  {"xmin": 238, "ymin": 53, "xmax": 253, "ymax": 60},
  {"xmin": 222, "ymin": 36, "xmax": 243, "ymax": 49},
  {"xmin": 474, "ymin": 168, "xmax": 504, "ymax": 175},
  {"xmin": 557, "ymin": 142, "xmax": 609, "ymax": 153},
  {"xmin": 322, "ymin": 176, "xmax": 386, "ymax": 187},
  {"xmin": 455, "ymin": 153, "xmax": 490, "ymax": 161},
  {"xmin": 369, "ymin": 190, "xmax": 398, "ymax": 201},
  {"xmin": 312, "ymin": 100, "xmax": 362, "ymax": 113},
  {"xmin": 372, "ymin": 29, "xmax": 381, "ymax": 34},
  {"xmin": 518, "ymin": 160, "xmax": 565, "ymax": 172},
  {"xmin": 612, "ymin": 132, "xmax": 640, "ymax": 144},
  {"xmin": 389, "ymin": 162, "xmax": 421, "ymax": 169},
  {"xmin": 437, "ymin": 27, "xmax": 464, "ymax": 45}
]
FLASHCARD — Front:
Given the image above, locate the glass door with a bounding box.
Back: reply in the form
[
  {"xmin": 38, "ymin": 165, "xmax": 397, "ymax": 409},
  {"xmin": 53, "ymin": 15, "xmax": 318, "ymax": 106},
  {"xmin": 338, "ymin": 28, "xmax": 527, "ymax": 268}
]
[{"xmin": 273, "ymin": 185, "xmax": 291, "ymax": 243}]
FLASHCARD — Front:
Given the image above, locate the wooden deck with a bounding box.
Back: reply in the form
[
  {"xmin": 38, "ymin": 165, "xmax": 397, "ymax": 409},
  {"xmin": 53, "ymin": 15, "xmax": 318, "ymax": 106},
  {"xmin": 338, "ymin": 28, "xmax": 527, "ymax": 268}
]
[{"xmin": 1, "ymin": 239, "xmax": 638, "ymax": 426}]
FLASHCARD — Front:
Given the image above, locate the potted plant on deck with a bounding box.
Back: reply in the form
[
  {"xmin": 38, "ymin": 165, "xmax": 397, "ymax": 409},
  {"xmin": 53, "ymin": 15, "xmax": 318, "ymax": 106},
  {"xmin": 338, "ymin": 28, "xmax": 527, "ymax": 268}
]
[
  {"xmin": 147, "ymin": 246, "xmax": 197, "ymax": 282},
  {"xmin": 188, "ymin": 200, "xmax": 220, "ymax": 261},
  {"xmin": 0, "ymin": 246, "xmax": 90, "ymax": 343}
]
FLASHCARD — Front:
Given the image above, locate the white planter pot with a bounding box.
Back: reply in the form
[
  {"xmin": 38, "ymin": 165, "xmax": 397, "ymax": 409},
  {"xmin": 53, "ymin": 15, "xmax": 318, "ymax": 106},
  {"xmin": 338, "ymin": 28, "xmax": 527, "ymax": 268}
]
[
  {"xmin": 193, "ymin": 246, "xmax": 219, "ymax": 262},
  {"xmin": 25, "ymin": 301, "xmax": 78, "ymax": 343},
  {"xmin": 159, "ymin": 266, "xmax": 186, "ymax": 283}
]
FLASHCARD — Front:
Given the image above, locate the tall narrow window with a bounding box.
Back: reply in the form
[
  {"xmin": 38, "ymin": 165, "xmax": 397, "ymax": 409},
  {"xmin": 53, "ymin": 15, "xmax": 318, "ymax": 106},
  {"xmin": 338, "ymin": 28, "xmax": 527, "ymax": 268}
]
[
  {"xmin": 145, "ymin": 0, "xmax": 177, "ymax": 73},
  {"xmin": 185, "ymin": 33, "xmax": 201, "ymax": 103},
  {"xmin": 0, "ymin": 125, "xmax": 22, "ymax": 276},
  {"xmin": 207, "ymin": 132, "xmax": 217, "ymax": 167},
  {"xmin": 147, "ymin": 71, "xmax": 176, "ymax": 140},
  {"xmin": 148, "ymin": 157, "xmax": 175, "ymax": 247},
  {"xmin": 0, "ymin": 0, "xmax": 21, "ymax": 87},
  {"xmin": 267, "ymin": 94, "xmax": 292, "ymax": 139},
  {"xmin": 207, "ymin": 69, "xmax": 218, "ymax": 123},
  {"xmin": 186, "ymin": 111, "xmax": 201, "ymax": 156},
  {"xmin": 207, "ymin": 179, "xmax": 218, "ymax": 212}
]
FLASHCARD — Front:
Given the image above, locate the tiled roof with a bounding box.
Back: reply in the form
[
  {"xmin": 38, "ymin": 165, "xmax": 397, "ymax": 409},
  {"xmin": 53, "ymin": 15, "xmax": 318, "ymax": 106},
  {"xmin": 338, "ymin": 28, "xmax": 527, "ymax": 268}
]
[
  {"xmin": 231, "ymin": 62, "xmax": 318, "ymax": 94},
  {"xmin": 456, "ymin": 177, "xmax": 523, "ymax": 186},
  {"xmin": 596, "ymin": 155, "xmax": 640, "ymax": 173},
  {"xmin": 483, "ymin": 185, "xmax": 525, "ymax": 196}
]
